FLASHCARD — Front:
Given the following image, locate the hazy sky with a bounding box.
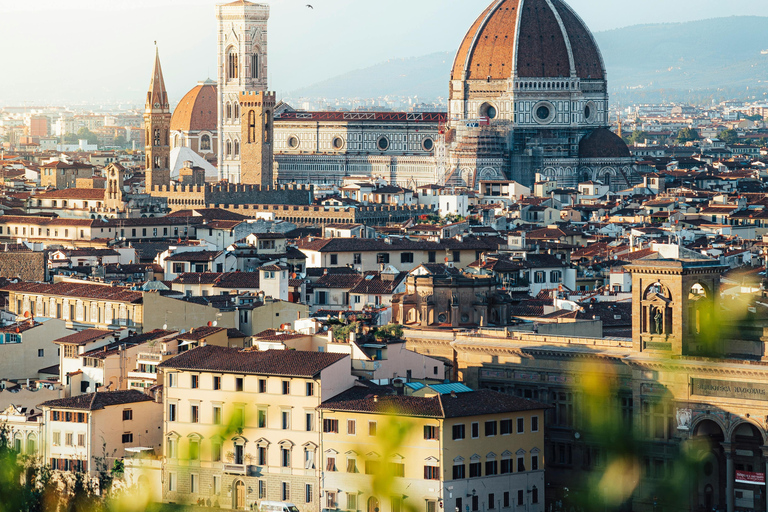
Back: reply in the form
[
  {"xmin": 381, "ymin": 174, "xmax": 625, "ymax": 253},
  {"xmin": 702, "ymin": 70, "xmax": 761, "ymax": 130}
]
[{"xmin": 2, "ymin": 0, "xmax": 767, "ymax": 106}]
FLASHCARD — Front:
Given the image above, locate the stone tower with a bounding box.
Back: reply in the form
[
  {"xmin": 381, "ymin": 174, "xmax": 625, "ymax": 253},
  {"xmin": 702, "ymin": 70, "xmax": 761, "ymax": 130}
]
[
  {"xmin": 144, "ymin": 46, "xmax": 172, "ymax": 190},
  {"xmin": 216, "ymin": 0, "xmax": 270, "ymax": 183},
  {"xmin": 239, "ymin": 91, "xmax": 274, "ymax": 187},
  {"xmin": 625, "ymin": 248, "xmax": 725, "ymax": 357},
  {"xmin": 104, "ymin": 163, "xmax": 125, "ymax": 212}
]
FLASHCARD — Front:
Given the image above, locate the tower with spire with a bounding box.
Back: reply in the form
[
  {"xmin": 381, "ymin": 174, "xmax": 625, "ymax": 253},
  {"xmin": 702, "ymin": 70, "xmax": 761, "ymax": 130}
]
[{"xmin": 144, "ymin": 46, "xmax": 172, "ymax": 190}]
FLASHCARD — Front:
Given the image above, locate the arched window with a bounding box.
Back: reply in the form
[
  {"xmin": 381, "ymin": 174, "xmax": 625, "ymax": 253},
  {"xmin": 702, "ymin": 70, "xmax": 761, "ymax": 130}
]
[
  {"xmin": 226, "ymin": 102, "xmax": 232, "ymax": 120},
  {"xmin": 227, "ymin": 48, "xmax": 238, "ymax": 80},
  {"xmin": 234, "ymin": 102, "xmax": 240, "ymax": 120},
  {"xmin": 264, "ymin": 111, "xmax": 271, "ymax": 143},
  {"xmin": 248, "ymin": 111, "xmax": 256, "ymax": 143},
  {"xmin": 200, "ymin": 134, "xmax": 211, "ymax": 151},
  {"xmin": 174, "ymin": 134, "xmax": 180, "ymax": 148},
  {"xmin": 251, "ymin": 53, "xmax": 259, "ymax": 79},
  {"xmin": 234, "ymin": 140, "xmax": 240, "ymax": 157},
  {"xmin": 226, "ymin": 140, "xmax": 232, "ymax": 157}
]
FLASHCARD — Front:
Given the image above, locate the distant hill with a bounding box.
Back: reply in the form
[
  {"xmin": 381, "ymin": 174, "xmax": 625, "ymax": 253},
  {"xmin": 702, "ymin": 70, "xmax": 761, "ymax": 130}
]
[{"xmin": 288, "ymin": 16, "xmax": 768, "ymax": 105}]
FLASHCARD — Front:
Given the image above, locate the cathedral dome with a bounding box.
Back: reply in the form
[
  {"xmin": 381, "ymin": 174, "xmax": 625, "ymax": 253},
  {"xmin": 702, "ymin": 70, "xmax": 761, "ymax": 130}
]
[
  {"xmin": 451, "ymin": 0, "xmax": 605, "ymax": 82},
  {"xmin": 171, "ymin": 80, "xmax": 217, "ymax": 133},
  {"xmin": 579, "ymin": 128, "xmax": 631, "ymax": 159}
]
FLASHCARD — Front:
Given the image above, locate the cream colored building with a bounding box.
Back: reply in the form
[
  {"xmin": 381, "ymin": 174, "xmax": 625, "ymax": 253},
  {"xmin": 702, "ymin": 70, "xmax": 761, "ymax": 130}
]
[
  {"xmin": 158, "ymin": 345, "xmax": 355, "ymax": 512},
  {"xmin": 1, "ymin": 281, "xmax": 237, "ymax": 333},
  {"xmin": 318, "ymin": 389, "xmax": 547, "ymax": 512},
  {"xmin": 39, "ymin": 390, "xmax": 163, "ymax": 478},
  {"xmin": 0, "ymin": 318, "xmax": 71, "ymax": 381}
]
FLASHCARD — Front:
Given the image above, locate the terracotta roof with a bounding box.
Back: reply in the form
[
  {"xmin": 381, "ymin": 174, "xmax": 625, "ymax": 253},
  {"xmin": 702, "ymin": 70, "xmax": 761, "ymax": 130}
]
[
  {"xmin": 170, "ymin": 80, "xmax": 217, "ymax": 133},
  {"xmin": 172, "ymin": 271, "xmax": 261, "ymax": 289},
  {"xmin": 451, "ymin": 0, "xmax": 604, "ymax": 82},
  {"xmin": 165, "ymin": 250, "xmax": 222, "ymax": 262},
  {"xmin": 35, "ymin": 188, "xmax": 105, "ymax": 200},
  {"xmin": 40, "ymin": 390, "xmax": 153, "ymax": 411},
  {"xmin": 175, "ymin": 326, "xmax": 226, "ymax": 341},
  {"xmin": 320, "ymin": 388, "xmax": 548, "ymax": 418},
  {"xmin": 349, "ymin": 272, "xmax": 408, "ymax": 295},
  {"xmin": 158, "ymin": 345, "xmax": 348, "ymax": 377},
  {"xmin": 0, "ymin": 281, "xmax": 143, "ymax": 303},
  {"xmin": 54, "ymin": 329, "xmax": 114, "ymax": 346},
  {"xmin": 315, "ymin": 272, "xmax": 364, "ymax": 289},
  {"xmin": 0, "ymin": 216, "xmax": 95, "ymax": 227}
]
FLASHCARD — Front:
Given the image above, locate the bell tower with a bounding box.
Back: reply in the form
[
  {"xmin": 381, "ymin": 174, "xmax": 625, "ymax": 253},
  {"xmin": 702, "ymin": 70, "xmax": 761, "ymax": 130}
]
[
  {"xmin": 239, "ymin": 91, "xmax": 274, "ymax": 187},
  {"xmin": 144, "ymin": 46, "xmax": 171, "ymax": 190},
  {"xmin": 216, "ymin": 1, "xmax": 270, "ymax": 183},
  {"xmin": 626, "ymin": 249, "xmax": 724, "ymax": 357}
]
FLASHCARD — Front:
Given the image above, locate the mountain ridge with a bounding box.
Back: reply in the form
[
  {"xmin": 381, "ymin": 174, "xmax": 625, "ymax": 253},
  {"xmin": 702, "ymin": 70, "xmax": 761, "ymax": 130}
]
[{"xmin": 288, "ymin": 16, "xmax": 768, "ymax": 105}]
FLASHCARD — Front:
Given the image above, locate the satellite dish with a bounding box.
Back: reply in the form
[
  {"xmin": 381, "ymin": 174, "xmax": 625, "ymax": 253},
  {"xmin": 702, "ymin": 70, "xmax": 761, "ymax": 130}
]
[
  {"xmin": 323, "ymin": 326, "xmax": 329, "ymax": 332},
  {"xmin": 163, "ymin": 324, "xmax": 168, "ymax": 330},
  {"xmin": 213, "ymin": 321, "xmax": 218, "ymax": 327}
]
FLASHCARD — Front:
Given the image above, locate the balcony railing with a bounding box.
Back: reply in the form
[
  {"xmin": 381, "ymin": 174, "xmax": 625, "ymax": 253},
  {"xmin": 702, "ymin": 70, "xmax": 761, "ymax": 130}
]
[
  {"xmin": 223, "ymin": 463, "xmax": 247, "ymax": 475},
  {"xmin": 137, "ymin": 353, "xmax": 162, "ymax": 362}
]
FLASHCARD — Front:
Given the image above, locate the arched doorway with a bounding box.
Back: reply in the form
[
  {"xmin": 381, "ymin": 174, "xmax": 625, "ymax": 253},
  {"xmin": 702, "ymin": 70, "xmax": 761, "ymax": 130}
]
[
  {"xmin": 731, "ymin": 422, "xmax": 766, "ymax": 512},
  {"xmin": 368, "ymin": 496, "xmax": 380, "ymax": 512},
  {"xmin": 233, "ymin": 480, "xmax": 245, "ymax": 510},
  {"xmin": 692, "ymin": 419, "xmax": 725, "ymax": 512}
]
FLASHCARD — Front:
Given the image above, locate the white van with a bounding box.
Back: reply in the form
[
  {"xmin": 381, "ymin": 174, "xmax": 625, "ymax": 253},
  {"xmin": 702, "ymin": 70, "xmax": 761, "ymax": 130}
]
[{"xmin": 259, "ymin": 502, "xmax": 300, "ymax": 512}]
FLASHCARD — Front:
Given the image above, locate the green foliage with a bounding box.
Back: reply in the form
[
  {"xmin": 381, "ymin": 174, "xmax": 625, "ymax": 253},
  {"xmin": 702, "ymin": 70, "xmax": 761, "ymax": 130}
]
[
  {"xmin": 373, "ymin": 323, "xmax": 404, "ymax": 340},
  {"xmin": 333, "ymin": 321, "xmax": 361, "ymax": 341},
  {"xmin": 62, "ymin": 128, "xmax": 98, "ymax": 146},
  {"xmin": 624, "ymin": 130, "xmax": 649, "ymax": 145},
  {"xmin": 112, "ymin": 136, "xmax": 127, "ymax": 148},
  {"xmin": 718, "ymin": 129, "xmax": 739, "ymax": 145},
  {"xmin": 676, "ymin": 127, "xmax": 700, "ymax": 143},
  {"xmin": 743, "ymin": 114, "xmax": 763, "ymax": 122}
]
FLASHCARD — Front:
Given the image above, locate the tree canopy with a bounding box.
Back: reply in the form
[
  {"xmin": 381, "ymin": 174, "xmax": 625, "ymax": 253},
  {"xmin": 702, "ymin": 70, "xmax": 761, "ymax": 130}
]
[
  {"xmin": 717, "ymin": 129, "xmax": 739, "ymax": 145},
  {"xmin": 62, "ymin": 128, "xmax": 98, "ymax": 146},
  {"xmin": 676, "ymin": 127, "xmax": 700, "ymax": 143}
]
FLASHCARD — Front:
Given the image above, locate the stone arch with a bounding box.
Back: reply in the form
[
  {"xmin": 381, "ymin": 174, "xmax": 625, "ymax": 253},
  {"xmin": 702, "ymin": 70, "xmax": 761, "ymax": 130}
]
[
  {"xmin": 598, "ymin": 166, "xmax": 617, "ymax": 186},
  {"xmin": 728, "ymin": 419, "xmax": 767, "ymax": 446},
  {"xmin": 226, "ymin": 46, "xmax": 238, "ymax": 81}
]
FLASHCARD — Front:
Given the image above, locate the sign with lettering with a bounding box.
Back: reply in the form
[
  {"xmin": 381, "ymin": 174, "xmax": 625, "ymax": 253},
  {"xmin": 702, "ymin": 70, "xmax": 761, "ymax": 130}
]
[
  {"xmin": 735, "ymin": 471, "xmax": 765, "ymax": 486},
  {"xmin": 691, "ymin": 378, "xmax": 768, "ymax": 401}
]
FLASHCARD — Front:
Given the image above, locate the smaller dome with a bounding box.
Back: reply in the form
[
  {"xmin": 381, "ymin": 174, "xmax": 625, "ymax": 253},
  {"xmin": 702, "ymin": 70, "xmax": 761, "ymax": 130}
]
[
  {"xmin": 579, "ymin": 128, "xmax": 631, "ymax": 159},
  {"xmin": 171, "ymin": 80, "xmax": 217, "ymax": 133}
]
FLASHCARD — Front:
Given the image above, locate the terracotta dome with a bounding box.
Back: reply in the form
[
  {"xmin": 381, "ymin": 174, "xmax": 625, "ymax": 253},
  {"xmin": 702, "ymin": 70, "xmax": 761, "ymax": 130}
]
[
  {"xmin": 451, "ymin": 0, "xmax": 605, "ymax": 82},
  {"xmin": 171, "ymin": 80, "xmax": 217, "ymax": 132},
  {"xmin": 579, "ymin": 128, "xmax": 631, "ymax": 159}
]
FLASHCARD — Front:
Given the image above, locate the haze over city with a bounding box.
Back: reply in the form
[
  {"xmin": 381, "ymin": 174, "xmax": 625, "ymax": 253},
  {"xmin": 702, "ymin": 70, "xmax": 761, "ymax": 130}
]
[{"xmin": 3, "ymin": 0, "xmax": 768, "ymax": 104}]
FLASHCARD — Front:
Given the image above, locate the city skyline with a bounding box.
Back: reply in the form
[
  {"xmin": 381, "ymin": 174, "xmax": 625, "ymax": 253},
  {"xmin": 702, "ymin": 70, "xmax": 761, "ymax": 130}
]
[{"xmin": 2, "ymin": 0, "xmax": 768, "ymax": 105}]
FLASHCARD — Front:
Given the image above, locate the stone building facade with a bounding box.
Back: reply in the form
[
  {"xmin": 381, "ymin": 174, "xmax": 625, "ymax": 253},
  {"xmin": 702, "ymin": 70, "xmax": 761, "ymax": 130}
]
[
  {"xmin": 239, "ymin": 91, "xmax": 274, "ymax": 187},
  {"xmin": 217, "ymin": 0, "xmax": 269, "ymax": 183},
  {"xmin": 405, "ymin": 253, "xmax": 768, "ymax": 512}
]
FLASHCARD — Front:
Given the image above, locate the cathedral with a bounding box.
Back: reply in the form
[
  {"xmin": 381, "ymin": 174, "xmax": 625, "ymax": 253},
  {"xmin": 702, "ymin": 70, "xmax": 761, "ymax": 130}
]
[{"xmin": 154, "ymin": 0, "xmax": 638, "ymax": 191}]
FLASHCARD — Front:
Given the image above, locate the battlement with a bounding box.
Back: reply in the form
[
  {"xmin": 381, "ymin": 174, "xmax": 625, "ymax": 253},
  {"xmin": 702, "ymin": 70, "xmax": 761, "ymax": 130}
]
[{"xmin": 239, "ymin": 91, "xmax": 276, "ymax": 106}]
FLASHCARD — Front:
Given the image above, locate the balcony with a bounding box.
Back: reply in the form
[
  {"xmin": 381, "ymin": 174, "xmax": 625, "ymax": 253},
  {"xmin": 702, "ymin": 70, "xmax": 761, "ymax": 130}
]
[
  {"xmin": 223, "ymin": 463, "xmax": 247, "ymax": 475},
  {"xmin": 137, "ymin": 353, "xmax": 162, "ymax": 363}
]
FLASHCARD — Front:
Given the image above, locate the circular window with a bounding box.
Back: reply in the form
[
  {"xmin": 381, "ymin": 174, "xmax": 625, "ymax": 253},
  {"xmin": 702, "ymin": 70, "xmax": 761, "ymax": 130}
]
[
  {"xmin": 533, "ymin": 102, "xmax": 555, "ymax": 124},
  {"xmin": 480, "ymin": 103, "xmax": 498, "ymax": 119},
  {"xmin": 287, "ymin": 136, "xmax": 299, "ymax": 149},
  {"xmin": 332, "ymin": 137, "xmax": 344, "ymax": 150},
  {"xmin": 437, "ymin": 313, "xmax": 448, "ymax": 324},
  {"xmin": 377, "ymin": 136, "xmax": 390, "ymax": 151},
  {"xmin": 422, "ymin": 137, "xmax": 434, "ymax": 151},
  {"xmin": 584, "ymin": 102, "xmax": 596, "ymax": 123}
]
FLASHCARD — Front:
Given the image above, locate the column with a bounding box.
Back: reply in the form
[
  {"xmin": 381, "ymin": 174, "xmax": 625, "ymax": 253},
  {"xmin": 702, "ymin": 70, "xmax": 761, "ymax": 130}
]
[{"xmin": 723, "ymin": 443, "xmax": 734, "ymax": 512}]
